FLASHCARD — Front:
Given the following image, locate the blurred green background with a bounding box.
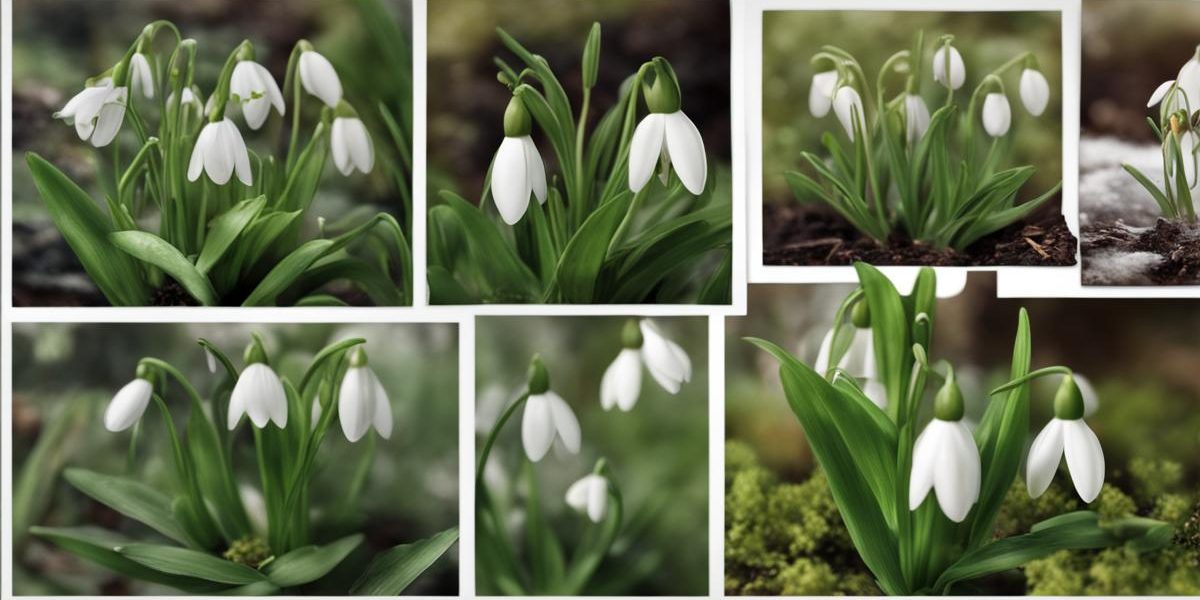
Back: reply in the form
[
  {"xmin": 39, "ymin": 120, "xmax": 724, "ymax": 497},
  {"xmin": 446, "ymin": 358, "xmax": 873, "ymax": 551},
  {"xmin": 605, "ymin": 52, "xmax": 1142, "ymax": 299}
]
[
  {"xmin": 427, "ymin": 0, "xmax": 730, "ymax": 206},
  {"xmin": 1083, "ymin": 0, "xmax": 1200, "ymax": 140},
  {"xmin": 762, "ymin": 10, "xmax": 1063, "ymax": 207},
  {"xmin": 12, "ymin": 0, "xmax": 411, "ymax": 306},
  {"xmin": 11, "ymin": 322, "xmax": 458, "ymax": 596},
  {"xmin": 476, "ymin": 316, "xmax": 709, "ymax": 595},
  {"xmin": 726, "ymin": 277, "xmax": 1200, "ymax": 595}
]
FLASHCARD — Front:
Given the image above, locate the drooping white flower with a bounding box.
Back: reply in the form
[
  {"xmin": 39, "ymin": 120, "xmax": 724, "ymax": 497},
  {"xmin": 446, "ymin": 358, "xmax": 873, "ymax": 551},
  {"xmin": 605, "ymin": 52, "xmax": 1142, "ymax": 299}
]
[
  {"xmin": 228, "ymin": 363, "xmax": 288, "ymax": 430},
  {"xmin": 832, "ymin": 86, "xmax": 867, "ymax": 141},
  {"xmin": 331, "ymin": 116, "xmax": 375, "ymax": 176},
  {"xmin": 565, "ymin": 474, "xmax": 609, "ymax": 523},
  {"xmin": 904, "ymin": 93, "xmax": 931, "ymax": 142},
  {"xmin": 639, "ymin": 319, "xmax": 692, "ymax": 393},
  {"xmin": 932, "ymin": 45, "xmax": 966, "ymax": 90},
  {"xmin": 1019, "ymin": 68, "xmax": 1050, "ymax": 116},
  {"xmin": 204, "ymin": 347, "xmax": 218, "ymax": 374},
  {"xmin": 521, "ymin": 390, "xmax": 580, "ymax": 462},
  {"xmin": 809, "ymin": 70, "xmax": 839, "ymax": 118},
  {"xmin": 1026, "ymin": 375, "xmax": 1105, "ymax": 503},
  {"xmin": 1148, "ymin": 80, "xmax": 1177, "ymax": 109},
  {"xmin": 188, "ymin": 118, "xmax": 253, "ymax": 186},
  {"xmin": 909, "ymin": 417, "xmax": 980, "ymax": 522},
  {"xmin": 54, "ymin": 79, "xmax": 128, "ymax": 148},
  {"xmin": 104, "ymin": 378, "xmax": 153, "ymax": 432},
  {"xmin": 298, "ymin": 49, "xmax": 343, "ymax": 108},
  {"xmin": 600, "ymin": 319, "xmax": 692, "ymax": 412},
  {"xmin": 491, "ymin": 135, "xmax": 547, "ymax": 225},
  {"xmin": 130, "ymin": 53, "xmax": 155, "ymax": 99},
  {"xmin": 168, "ymin": 86, "xmax": 204, "ymax": 119},
  {"xmin": 337, "ymin": 349, "xmax": 393, "ymax": 442},
  {"xmin": 628, "ymin": 110, "xmax": 708, "ymax": 195},
  {"xmin": 982, "ymin": 93, "xmax": 1012, "ymax": 137},
  {"xmin": 1176, "ymin": 55, "xmax": 1200, "ymax": 115},
  {"xmin": 230, "ymin": 59, "xmax": 285, "ymax": 130},
  {"xmin": 814, "ymin": 325, "xmax": 885, "ymax": 408},
  {"xmin": 600, "ymin": 349, "xmax": 642, "ymax": 412}
]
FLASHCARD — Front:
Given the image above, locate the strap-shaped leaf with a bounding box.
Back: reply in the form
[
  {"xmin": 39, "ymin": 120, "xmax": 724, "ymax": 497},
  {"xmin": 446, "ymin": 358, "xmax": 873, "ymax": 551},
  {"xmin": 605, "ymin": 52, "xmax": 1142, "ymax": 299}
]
[
  {"xmin": 118, "ymin": 543, "xmax": 267, "ymax": 585},
  {"xmin": 64, "ymin": 468, "xmax": 191, "ymax": 546},
  {"xmin": 242, "ymin": 239, "xmax": 334, "ymax": 306},
  {"xmin": 110, "ymin": 231, "xmax": 218, "ymax": 306},
  {"xmin": 266, "ymin": 534, "xmax": 363, "ymax": 588},
  {"xmin": 609, "ymin": 220, "xmax": 730, "ymax": 303},
  {"xmin": 196, "ymin": 195, "xmax": 267, "ymax": 275},
  {"xmin": 436, "ymin": 191, "xmax": 540, "ymax": 302},
  {"xmin": 349, "ymin": 526, "xmax": 459, "ymax": 595},
  {"xmin": 31, "ymin": 526, "xmax": 224, "ymax": 593},
  {"xmin": 854, "ymin": 263, "xmax": 911, "ymax": 413},
  {"xmin": 554, "ymin": 192, "xmax": 633, "ymax": 302},
  {"xmin": 26, "ymin": 153, "xmax": 149, "ymax": 305}
]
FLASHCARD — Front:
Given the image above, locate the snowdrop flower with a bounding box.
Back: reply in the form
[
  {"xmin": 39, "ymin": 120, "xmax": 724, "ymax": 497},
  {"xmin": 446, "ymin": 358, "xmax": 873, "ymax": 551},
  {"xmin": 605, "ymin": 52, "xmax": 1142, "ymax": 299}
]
[
  {"xmin": 337, "ymin": 347, "xmax": 393, "ymax": 442},
  {"xmin": 629, "ymin": 57, "xmax": 707, "ymax": 195},
  {"xmin": 228, "ymin": 340, "xmax": 287, "ymax": 430},
  {"xmin": 104, "ymin": 374, "xmax": 153, "ymax": 432},
  {"xmin": 204, "ymin": 346, "xmax": 218, "ymax": 374},
  {"xmin": 1176, "ymin": 50, "xmax": 1200, "ymax": 115},
  {"xmin": 1019, "ymin": 68, "xmax": 1050, "ymax": 116},
  {"xmin": 601, "ymin": 319, "xmax": 692, "ymax": 411},
  {"xmin": 331, "ymin": 102, "xmax": 375, "ymax": 176},
  {"xmin": 909, "ymin": 373, "xmax": 980, "ymax": 523},
  {"xmin": 54, "ymin": 78, "xmax": 128, "ymax": 148},
  {"xmin": 130, "ymin": 52, "xmax": 155, "ymax": 99},
  {"xmin": 1148, "ymin": 80, "xmax": 1178, "ymax": 109},
  {"xmin": 521, "ymin": 356, "xmax": 580, "ymax": 462},
  {"xmin": 188, "ymin": 118, "xmax": 253, "ymax": 185},
  {"xmin": 904, "ymin": 93, "xmax": 931, "ymax": 142},
  {"xmin": 491, "ymin": 96, "xmax": 547, "ymax": 225},
  {"xmin": 565, "ymin": 473, "xmax": 609, "ymax": 523},
  {"xmin": 832, "ymin": 86, "xmax": 867, "ymax": 141},
  {"xmin": 168, "ymin": 86, "xmax": 205, "ymax": 119},
  {"xmin": 813, "ymin": 302, "xmax": 885, "ymax": 408},
  {"xmin": 982, "ymin": 93, "xmax": 1012, "ymax": 137},
  {"xmin": 297, "ymin": 43, "xmax": 343, "ymax": 108},
  {"xmin": 230, "ymin": 58, "xmax": 285, "ymax": 130},
  {"xmin": 809, "ymin": 70, "xmax": 839, "ymax": 118},
  {"xmin": 932, "ymin": 44, "xmax": 966, "ymax": 90},
  {"xmin": 1027, "ymin": 374, "xmax": 1105, "ymax": 503}
]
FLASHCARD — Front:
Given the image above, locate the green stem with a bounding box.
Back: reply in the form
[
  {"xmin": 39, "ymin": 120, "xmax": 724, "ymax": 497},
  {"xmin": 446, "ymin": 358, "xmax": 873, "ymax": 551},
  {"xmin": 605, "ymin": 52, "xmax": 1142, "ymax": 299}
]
[
  {"xmin": 988, "ymin": 365, "xmax": 1072, "ymax": 396},
  {"xmin": 475, "ymin": 393, "xmax": 530, "ymax": 496},
  {"xmin": 605, "ymin": 187, "xmax": 646, "ymax": 257}
]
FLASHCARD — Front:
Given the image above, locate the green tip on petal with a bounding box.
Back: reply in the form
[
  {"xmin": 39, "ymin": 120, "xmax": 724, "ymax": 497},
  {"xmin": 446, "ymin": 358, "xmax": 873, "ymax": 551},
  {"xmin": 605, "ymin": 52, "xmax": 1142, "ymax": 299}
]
[
  {"xmin": 1054, "ymin": 373, "xmax": 1086, "ymax": 420},
  {"xmin": 527, "ymin": 354, "xmax": 550, "ymax": 395}
]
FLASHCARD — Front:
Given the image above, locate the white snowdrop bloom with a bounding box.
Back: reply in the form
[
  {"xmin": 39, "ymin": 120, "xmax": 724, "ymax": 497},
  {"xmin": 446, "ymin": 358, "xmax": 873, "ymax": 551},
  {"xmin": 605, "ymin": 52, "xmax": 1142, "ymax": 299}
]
[
  {"xmin": 188, "ymin": 118, "xmax": 253, "ymax": 186},
  {"xmin": 565, "ymin": 474, "xmax": 609, "ymax": 523},
  {"xmin": 813, "ymin": 327, "xmax": 876, "ymax": 381},
  {"xmin": 104, "ymin": 378, "xmax": 153, "ymax": 432},
  {"xmin": 204, "ymin": 347, "xmax": 218, "ymax": 374},
  {"xmin": 638, "ymin": 319, "xmax": 692, "ymax": 394},
  {"xmin": 1019, "ymin": 68, "xmax": 1050, "ymax": 116},
  {"xmin": 809, "ymin": 70, "xmax": 839, "ymax": 118},
  {"xmin": 168, "ymin": 86, "xmax": 204, "ymax": 119},
  {"xmin": 54, "ymin": 79, "xmax": 128, "ymax": 148},
  {"xmin": 490, "ymin": 96, "xmax": 547, "ymax": 225},
  {"xmin": 832, "ymin": 86, "xmax": 867, "ymax": 141},
  {"xmin": 1176, "ymin": 54, "xmax": 1200, "ymax": 115},
  {"xmin": 1026, "ymin": 374, "xmax": 1105, "ymax": 503},
  {"xmin": 1181, "ymin": 131, "xmax": 1200, "ymax": 189},
  {"xmin": 230, "ymin": 59, "xmax": 285, "ymax": 130},
  {"xmin": 298, "ymin": 49, "xmax": 343, "ymax": 108},
  {"xmin": 337, "ymin": 348, "xmax": 393, "ymax": 442},
  {"xmin": 628, "ymin": 110, "xmax": 707, "ymax": 195},
  {"xmin": 908, "ymin": 376, "xmax": 979, "ymax": 522},
  {"xmin": 982, "ymin": 93, "xmax": 1012, "ymax": 137},
  {"xmin": 600, "ymin": 319, "xmax": 692, "ymax": 411},
  {"xmin": 1148, "ymin": 80, "xmax": 1176, "ymax": 109},
  {"xmin": 228, "ymin": 362, "xmax": 288, "ymax": 430},
  {"xmin": 932, "ymin": 45, "xmax": 966, "ymax": 90},
  {"xmin": 521, "ymin": 390, "xmax": 580, "ymax": 463},
  {"xmin": 130, "ymin": 53, "xmax": 155, "ymax": 99},
  {"xmin": 600, "ymin": 349, "xmax": 642, "ymax": 412},
  {"xmin": 331, "ymin": 116, "xmax": 375, "ymax": 176},
  {"xmin": 904, "ymin": 93, "xmax": 931, "ymax": 142}
]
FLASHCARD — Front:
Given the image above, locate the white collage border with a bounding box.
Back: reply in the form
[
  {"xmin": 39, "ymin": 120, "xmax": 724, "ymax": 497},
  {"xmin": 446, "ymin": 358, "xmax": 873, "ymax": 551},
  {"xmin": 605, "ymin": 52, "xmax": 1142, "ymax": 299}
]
[{"xmin": 2, "ymin": 0, "xmax": 1191, "ymax": 599}]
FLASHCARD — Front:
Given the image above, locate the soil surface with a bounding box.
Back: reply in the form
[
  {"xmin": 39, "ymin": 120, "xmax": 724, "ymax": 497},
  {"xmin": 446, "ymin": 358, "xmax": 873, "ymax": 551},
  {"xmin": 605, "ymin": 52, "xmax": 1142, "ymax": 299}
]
[{"xmin": 762, "ymin": 203, "xmax": 1078, "ymax": 267}]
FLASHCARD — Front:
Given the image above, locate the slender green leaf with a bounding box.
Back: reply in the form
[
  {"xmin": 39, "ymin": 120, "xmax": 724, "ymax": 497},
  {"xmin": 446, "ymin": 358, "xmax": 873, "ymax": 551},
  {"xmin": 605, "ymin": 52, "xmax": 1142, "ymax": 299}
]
[
  {"xmin": 64, "ymin": 468, "xmax": 191, "ymax": 546},
  {"xmin": 110, "ymin": 231, "xmax": 218, "ymax": 306},
  {"xmin": 118, "ymin": 543, "xmax": 267, "ymax": 585},
  {"xmin": 349, "ymin": 526, "xmax": 459, "ymax": 595},
  {"xmin": 266, "ymin": 534, "xmax": 363, "ymax": 588},
  {"xmin": 31, "ymin": 526, "xmax": 224, "ymax": 593},
  {"xmin": 196, "ymin": 195, "xmax": 267, "ymax": 274}
]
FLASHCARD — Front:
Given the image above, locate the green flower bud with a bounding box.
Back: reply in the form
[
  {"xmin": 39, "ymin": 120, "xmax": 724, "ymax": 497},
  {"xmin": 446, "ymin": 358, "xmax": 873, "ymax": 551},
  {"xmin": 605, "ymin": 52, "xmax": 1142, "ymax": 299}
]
[
  {"xmin": 643, "ymin": 57, "xmax": 682, "ymax": 114},
  {"xmin": 851, "ymin": 300, "xmax": 871, "ymax": 329},
  {"xmin": 527, "ymin": 354, "xmax": 550, "ymax": 395},
  {"xmin": 621, "ymin": 319, "xmax": 644, "ymax": 349},
  {"xmin": 1053, "ymin": 374, "xmax": 1085, "ymax": 420},
  {"xmin": 503, "ymin": 96, "xmax": 532, "ymax": 137},
  {"xmin": 934, "ymin": 368, "xmax": 964, "ymax": 421}
]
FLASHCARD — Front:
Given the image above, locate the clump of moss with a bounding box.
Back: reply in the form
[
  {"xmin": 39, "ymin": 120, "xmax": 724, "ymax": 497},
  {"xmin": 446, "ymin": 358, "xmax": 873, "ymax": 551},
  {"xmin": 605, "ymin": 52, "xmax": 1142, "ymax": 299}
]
[
  {"xmin": 724, "ymin": 441, "xmax": 877, "ymax": 595},
  {"xmin": 223, "ymin": 535, "xmax": 271, "ymax": 568}
]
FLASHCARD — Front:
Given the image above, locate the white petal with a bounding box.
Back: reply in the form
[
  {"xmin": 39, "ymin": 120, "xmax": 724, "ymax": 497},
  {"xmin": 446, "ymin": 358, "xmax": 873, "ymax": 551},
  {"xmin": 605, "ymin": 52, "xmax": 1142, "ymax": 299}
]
[
  {"xmin": 491, "ymin": 136, "xmax": 532, "ymax": 225},
  {"xmin": 546, "ymin": 391, "xmax": 581, "ymax": 454},
  {"xmin": 521, "ymin": 393, "xmax": 554, "ymax": 462},
  {"xmin": 904, "ymin": 94, "xmax": 931, "ymax": 142},
  {"xmin": 565, "ymin": 476, "xmax": 592, "ymax": 512},
  {"xmin": 131, "ymin": 53, "xmax": 155, "ymax": 99},
  {"xmin": 586, "ymin": 475, "xmax": 608, "ymax": 522},
  {"xmin": 188, "ymin": 123, "xmax": 215, "ymax": 182},
  {"xmin": 808, "ymin": 70, "xmax": 838, "ymax": 118},
  {"xmin": 370, "ymin": 370, "xmax": 393, "ymax": 439},
  {"xmin": 345, "ymin": 118, "xmax": 375, "ymax": 174},
  {"xmin": 601, "ymin": 349, "xmax": 642, "ymax": 412},
  {"xmin": 639, "ymin": 319, "xmax": 691, "ymax": 394},
  {"xmin": 298, "ymin": 50, "xmax": 343, "ymax": 108},
  {"xmin": 833, "ymin": 87, "xmax": 866, "ymax": 140},
  {"xmin": 628, "ymin": 113, "xmax": 665, "ymax": 192},
  {"xmin": 1025, "ymin": 419, "xmax": 1065, "ymax": 498},
  {"xmin": 331, "ymin": 117, "xmax": 353, "ymax": 176},
  {"xmin": 663, "ymin": 111, "xmax": 707, "ymax": 195},
  {"xmin": 254, "ymin": 61, "xmax": 286, "ymax": 116},
  {"xmin": 205, "ymin": 348, "xmax": 218, "ymax": 374},
  {"xmin": 89, "ymin": 87, "xmax": 128, "ymax": 148},
  {"xmin": 339, "ymin": 366, "xmax": 373, "ymax": 442},
  {"xmin": 67, "ymin": 85, "xmax": 111, "ymax": 139},
  {"xmin": 908, "ymin": 424, "xmax": 938, "ymax": 510},
  {"xmin": 1177, "ymin": 58, "xmax": 1200, "ymax": 114},
  {"xmin": 932, "ymin": 420, "xmax": 980, "ymax": 522},
  {"xmin": 982, "ymin": 93, "xmax": 1012, "ymax": 137},
  {"xmin": 863, "ymin": 379, "xmax": 888, "ymax": 410},
  {"xmin": 105, "ymin": 378, "xmax": 153, "ymax": 432},
  {"xmin": 232, "ymin": 363, "xmax": 286, "ymax": 429},
  {"xmin": 932, "ymin": 46, "xmax": 966, "ymax": 90},
  {"xmin": 521, "ymin": 136, "xmax": 547, "ymax": 204},
  {"xmin": 813, "ymin": 329, "xmax": 835, "ymax": 376},
  {"xmin": 203, "ymin": 122, "xmax": 236, "ymax": 184},
  {"xmin": 227, "ymin": 379, "xmax": 247, "ymax": 430},
  {"xmin": 1148, "ymin": 80, "xmax": 1176, "ymax": 108},
  {"xmin": 55, "ymin": 85, "xmax": 104, "ymax": 122},
  {"xmin": 1019, "ymin": 69, "xmax": 1050, "ymax": 116},
  {"xmin": 1062, "ymin": 419, "xmax": 1105, "ymax": 503},
  {"xmin": 223, "ymin": 119, "xmax": 254, "ymax": 186}
]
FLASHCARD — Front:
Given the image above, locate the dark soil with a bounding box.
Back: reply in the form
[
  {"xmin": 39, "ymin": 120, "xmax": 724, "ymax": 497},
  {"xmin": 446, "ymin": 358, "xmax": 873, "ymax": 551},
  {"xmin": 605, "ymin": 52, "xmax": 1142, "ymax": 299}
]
[
  {"xmin": 1083, "ymin": 218, "xmax": 1200, "ymax": 286},
  {"xmin": 762, "ymin": 203, "xmax": 1078, "ymax": 267}
]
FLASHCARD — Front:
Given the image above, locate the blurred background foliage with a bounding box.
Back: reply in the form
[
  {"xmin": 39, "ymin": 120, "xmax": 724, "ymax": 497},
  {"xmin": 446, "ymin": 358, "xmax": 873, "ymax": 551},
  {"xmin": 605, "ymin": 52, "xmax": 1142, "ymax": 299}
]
[
  {"xmin": 12, "ymin": 0, "xmax": 412, "ymax": 306},
  {"xmin": 427, "ymin": 0, "xmax": 731, "ymax": 206},
  {"xmin": 475, "ymin": 316, "xmax": 708, "ymax": 595},
  {"xmin": 1082, "ymin": 0, "xmax": 1200, "ymax": 141},
  {"xmin": 726, "ymin": 277, "xmax": 1200, "ymax": 595},
  {"xmin": 12, "ymin": 322, "xmax": 458, "ymax": 596},
  {"xmin": 762, "ymin": 10, "xmax": 1063, "ymax": 207}
]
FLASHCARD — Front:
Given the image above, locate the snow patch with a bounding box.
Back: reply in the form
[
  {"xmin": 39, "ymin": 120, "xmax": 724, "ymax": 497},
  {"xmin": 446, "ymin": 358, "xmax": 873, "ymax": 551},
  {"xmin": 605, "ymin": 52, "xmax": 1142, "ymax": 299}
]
[{"xmin": 1083, "ymin": 249, "xmax": 1164, "ymax": 286}]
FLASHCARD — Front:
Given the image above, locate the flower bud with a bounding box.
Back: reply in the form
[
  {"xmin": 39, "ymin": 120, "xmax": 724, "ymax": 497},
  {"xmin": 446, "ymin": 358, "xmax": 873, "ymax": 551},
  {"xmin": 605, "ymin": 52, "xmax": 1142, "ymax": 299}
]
[
  {"xmin": 527, "ymin": 354, "xmax": 550, "ymax": 395},
  {"xmin": 1053, "ymin": 374, "xmax": 1085, "ymax": 420},
  {"xmin": 851, "ymin": 300, "xmax": 871, "ymax": 329}
]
